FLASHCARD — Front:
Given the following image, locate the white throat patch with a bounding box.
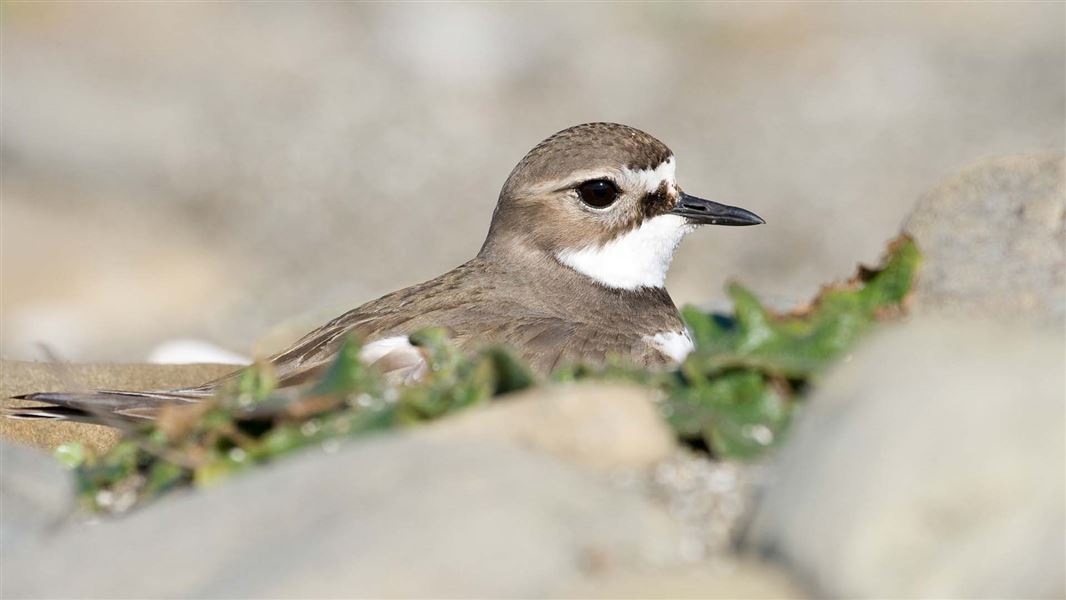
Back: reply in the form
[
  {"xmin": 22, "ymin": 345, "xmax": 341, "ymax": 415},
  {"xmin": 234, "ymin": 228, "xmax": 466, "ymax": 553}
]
[
  {"xmin": 556, "ymin": 213, "xmax": 693, "ymax": 290},
  {"xmin": 555, "ymin": 155, "xmax": 691, "ymax": 290}
]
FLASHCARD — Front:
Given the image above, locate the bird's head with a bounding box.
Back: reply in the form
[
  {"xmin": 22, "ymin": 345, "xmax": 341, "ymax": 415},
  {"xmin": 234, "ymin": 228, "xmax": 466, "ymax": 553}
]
[{"xmin": 480, "ymin": 122, "xmax": 764, "ymax": 291}]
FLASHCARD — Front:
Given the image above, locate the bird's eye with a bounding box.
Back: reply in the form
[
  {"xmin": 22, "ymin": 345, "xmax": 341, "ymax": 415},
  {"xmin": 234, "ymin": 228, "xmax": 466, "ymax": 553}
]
[{"xmin": 577, "ymin": 180, "xmax": 620, "ymax": 208}]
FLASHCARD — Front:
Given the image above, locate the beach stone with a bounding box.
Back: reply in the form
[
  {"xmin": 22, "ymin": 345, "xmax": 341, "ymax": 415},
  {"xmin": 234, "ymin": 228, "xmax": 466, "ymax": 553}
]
[
  {"xmin": 560, "ymin": 560, "xmax": 804, "ymax": 599},
  {"xmin": 428, "ymin": 386, "xmax": 763, "ymax": 569},
  {"xmin": 6, "ymin": 434, "xmax": 683, "ymax": 598},
  {"xmin": 611, "ymin": 449, "xmax": 763, "ymax": 566},
  {"xmin": 743, "ymin": 319, "xmax": 1065, "ymax": 598},
  {"xmin": 425, "ymin": 382, "xmax": 676, "ymax": 470},
  {"xmin": 1, "ymin": 360, "xmax": 234, "ymax": 453},
  {"xmin": 903, "ymin": 154, "xmax": 1065, "ymax": 323},
  {"xmin": 0, "ymin": 442, "xmax": 75, "ymax": 557}
]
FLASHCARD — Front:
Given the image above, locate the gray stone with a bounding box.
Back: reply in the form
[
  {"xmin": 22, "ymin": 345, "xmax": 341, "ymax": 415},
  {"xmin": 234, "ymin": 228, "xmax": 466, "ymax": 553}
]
[
  {"xmin": 559, "ymin": 559, "xmax": 804, "ymax": 599},
  {"xmin": 904, "ymin": 155, "xmax": 1065, "ymax": 323},
  {"xmin": 425, "ymin": 382, "xmax": 676, "ymax": 470},
  {"xmin": 0, "ymin": 442, "xmax": 75, "ymax": 556},
  {"xmin": 6, "ymin": 435, "xmax": 683, "ymax": 598},
  {"xmin": 616, "ymin": 449, "xmax": 762, "ymax": 565},
  {"xmin": 424, "ymin": 380, "xmax": 763, "ymax": 570},
  {"xmin": 743, "ymin": 319, "xmax": 1065, "ymax": 598}
]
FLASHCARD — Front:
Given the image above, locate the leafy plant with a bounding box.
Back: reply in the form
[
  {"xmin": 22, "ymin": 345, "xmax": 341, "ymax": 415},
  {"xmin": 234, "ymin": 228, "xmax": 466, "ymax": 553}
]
[
  {"xmin": 58, "ymin": 235, "xmax": 919, "ymax": 513},
  {"xmin": 668, "ymin": 234, "xmax": 920, "ymax": 456}
]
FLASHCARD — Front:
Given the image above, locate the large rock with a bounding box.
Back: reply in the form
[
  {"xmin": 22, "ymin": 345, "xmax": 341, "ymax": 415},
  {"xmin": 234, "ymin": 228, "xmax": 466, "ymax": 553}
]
[
  {"xmin": 6, "ymin": 434, "xmax": 684, "ymax": 598},
  {"xmin": 743, "ymin": 319, "xmax": 1065, "ymax": 598},
  {"xmin": 0, "ymin": 442, "xmax": 75, "ymax": 557},
  {"xmin": 561, "ymin": 560, "xmax": 803, "ymax": 599},
  {"xmin": 903, "ymin": 154, "xmax": 1065, "ymax": 323},
  {"xmin": 426, "ymin": 382, "xmax": 676, "ymax": 470},
  {"xmin": 1, "ymin": 361, "xmax": 234, "ymax": 453}
]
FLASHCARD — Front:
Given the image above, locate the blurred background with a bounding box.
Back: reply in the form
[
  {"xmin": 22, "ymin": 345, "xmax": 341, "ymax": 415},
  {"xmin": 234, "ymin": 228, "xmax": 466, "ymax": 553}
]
[{"xmin": 2, "ymin": 2, "xmax": 1063, "ymax": 362}]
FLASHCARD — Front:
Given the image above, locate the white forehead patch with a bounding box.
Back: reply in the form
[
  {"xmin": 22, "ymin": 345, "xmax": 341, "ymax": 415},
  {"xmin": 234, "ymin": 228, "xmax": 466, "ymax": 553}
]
[
  {"xmin": 556, "ymin": 213, "xmax": 694, "ymax": 290},
  {"xmin": 620, "ymin": 155, "xmax": 676, "ymax": 195}
]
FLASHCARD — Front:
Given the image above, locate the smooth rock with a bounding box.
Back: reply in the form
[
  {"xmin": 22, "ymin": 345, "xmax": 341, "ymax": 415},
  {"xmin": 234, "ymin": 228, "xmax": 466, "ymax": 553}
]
[
  {"xmin": 0, "ymin": 442, "xmax": 75, "ymax": 557},
  {"xmin": 617, "ymin": 449, "xmax": 762, "ymax": 565},
  {"xmin": 6, "ymin": 435, "xmax": 683, "ymax": 598},
  {"xmin": 743, "ymin": 319, "xmax": 1065, "ymax": 599},
  {"xmin": 425, "ymin": 382, "xmax": 676, "ymax": 470},
  {"xmin": 560, "ymin": 559, "xmax": 804, "ymax": 599},
  {"xmin": 1, "ymin": 361, "xmax": 235, "ymax": 453},
  {"xmin": 904, "ymin": 154, "xmax": 1065, "ymax": 323}
]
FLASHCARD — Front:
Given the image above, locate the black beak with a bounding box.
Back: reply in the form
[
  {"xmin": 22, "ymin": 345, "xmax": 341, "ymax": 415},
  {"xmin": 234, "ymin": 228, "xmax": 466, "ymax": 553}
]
[{"xmin": 670, "ymin": 193, "xmax": 765, "ymax": 226}]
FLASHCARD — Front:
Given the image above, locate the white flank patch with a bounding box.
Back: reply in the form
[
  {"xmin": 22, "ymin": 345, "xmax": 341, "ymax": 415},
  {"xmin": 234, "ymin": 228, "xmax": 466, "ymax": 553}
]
[
  {"xmin": 557, "ymin": 213, "xmax": 693, "ymax": 290},
  {"xmin": 646, "ymin": 330, "xmax": 695, "ymax": 362},
  {"xmin": 358, "ymin": 335, "xmax": 416, "ymax": 364},
  {"xmin": 358, "ymin": 335, "xmax": 429, "ymax": 384}
]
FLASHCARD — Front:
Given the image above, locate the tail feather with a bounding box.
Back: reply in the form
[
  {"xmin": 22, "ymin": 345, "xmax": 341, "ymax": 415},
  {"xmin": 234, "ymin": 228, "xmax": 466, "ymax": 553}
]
[
  {"xmin": 6, "ymin": 389, "xmax": 213, "ymax": 425},
  {"xmin": 4, "ymin": 406, "xmax": 123, "ymax": 425},
  {"xmin": 3, "ymin": 406, "xmax": 97, "ymax": 422}
]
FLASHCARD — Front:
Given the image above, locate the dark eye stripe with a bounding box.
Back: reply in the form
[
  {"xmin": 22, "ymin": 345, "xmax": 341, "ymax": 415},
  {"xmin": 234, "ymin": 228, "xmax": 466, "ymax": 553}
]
[{"xmin": 642, "ymin": 181, "xmax": 674, "ymax": 218}]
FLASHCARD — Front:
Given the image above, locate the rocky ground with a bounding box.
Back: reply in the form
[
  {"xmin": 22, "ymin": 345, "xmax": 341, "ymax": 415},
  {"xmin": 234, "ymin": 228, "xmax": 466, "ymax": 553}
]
[{"xmin": 2, "ymin": 155, "xmax": 1062, "ymax": 598}]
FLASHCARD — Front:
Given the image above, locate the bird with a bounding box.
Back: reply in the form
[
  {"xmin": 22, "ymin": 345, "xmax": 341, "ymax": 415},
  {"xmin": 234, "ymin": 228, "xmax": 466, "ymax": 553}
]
[{"xmin": 9, "ymin": 122, "xmax": 763, "ymax": 423}]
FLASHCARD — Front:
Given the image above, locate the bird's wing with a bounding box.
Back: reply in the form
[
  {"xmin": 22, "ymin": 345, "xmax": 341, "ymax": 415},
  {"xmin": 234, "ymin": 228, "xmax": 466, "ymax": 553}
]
[
  {"xmin": 484, "ymin": 317, "xmax": 671, "ymax": 373},
  {"xmin": 3, "ymin": 280, "xmax": 451, "ymax": 425},
  {"xmin": 5, "ymin": 259, "xmax": 679, "ymax": 425},
  {"xmin": 258, "ymin": 262, "xmax": 486, "ymax": 385}
]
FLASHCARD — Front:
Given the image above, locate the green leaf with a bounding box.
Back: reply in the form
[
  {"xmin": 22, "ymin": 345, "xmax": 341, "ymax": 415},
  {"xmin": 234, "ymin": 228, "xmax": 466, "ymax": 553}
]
[
  {"xmin": 478, "ymin": 347, "xmax": 536, "ymax": 395},
  {"xmin": 194, "ymin": 458, "xmax": 243, "ymax": 488},
  {"xmin": 143, "ymin": 461, "xmax": 187, "ymax": 497},
  {"xmin": 681, "ymin": 235, "xmax": 921, "ymax": 380},
  {"xmin": 664, "ymin": 371, "xmax": 789, "ymax": 458},
  {"xmin": 54, "ymin": 442, "xmax": 88, "ymax": 469},
  {"xmin": 232, "ymin": 363, "xmax": 277, "ymax": 407},
  {"xmin": 312, "ymin": 336, "xmax": 381, "ymax": 396}
]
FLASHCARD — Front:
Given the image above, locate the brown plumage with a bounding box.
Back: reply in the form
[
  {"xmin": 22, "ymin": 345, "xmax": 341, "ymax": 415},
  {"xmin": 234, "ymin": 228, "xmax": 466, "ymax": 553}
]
[
  {"xmin": 8, "ymin": 122, "xmax": 764, "ymax": 424},
  {"xmin": 267, "ymin": 251, "xmax": 685, "ymax": 382}
]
